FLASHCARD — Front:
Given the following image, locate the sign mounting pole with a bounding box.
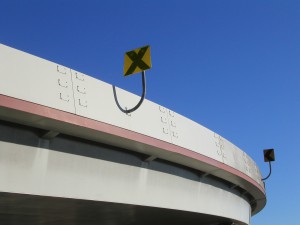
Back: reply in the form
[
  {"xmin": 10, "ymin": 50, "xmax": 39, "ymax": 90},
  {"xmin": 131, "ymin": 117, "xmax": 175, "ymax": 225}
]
[{"xmin": 113, "ymin": 45, "xmax": 152, "ymax": 114}]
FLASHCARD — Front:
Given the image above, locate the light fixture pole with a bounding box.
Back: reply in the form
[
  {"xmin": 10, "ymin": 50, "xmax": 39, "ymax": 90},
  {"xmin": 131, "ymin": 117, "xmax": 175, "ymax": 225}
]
[{"xmin": 262, "ymin": 149, "xmax": 275, "ymax": 181}]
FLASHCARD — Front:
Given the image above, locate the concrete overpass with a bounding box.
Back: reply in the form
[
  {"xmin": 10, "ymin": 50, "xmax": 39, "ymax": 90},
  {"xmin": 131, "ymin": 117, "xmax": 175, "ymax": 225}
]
[{"xmin": 0, "ymin": 44, "xmax": 266, "ymax": 225}]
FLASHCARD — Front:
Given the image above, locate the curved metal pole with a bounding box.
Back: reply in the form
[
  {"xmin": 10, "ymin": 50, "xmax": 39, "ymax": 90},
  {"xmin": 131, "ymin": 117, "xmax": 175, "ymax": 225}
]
[
  {"xmin": 113, "ymin": 71, "xmax": 146, "ymax": 114},
  {"xmin": 262, "ymin": 161, "xmax": 272, "ymax": 181}
]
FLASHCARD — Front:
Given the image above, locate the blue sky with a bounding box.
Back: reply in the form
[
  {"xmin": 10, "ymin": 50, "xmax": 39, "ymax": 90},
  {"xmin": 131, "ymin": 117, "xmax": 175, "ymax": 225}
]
[{"xmin": 1, "ymin": 1, "xmax": 299, "ymax": 224}]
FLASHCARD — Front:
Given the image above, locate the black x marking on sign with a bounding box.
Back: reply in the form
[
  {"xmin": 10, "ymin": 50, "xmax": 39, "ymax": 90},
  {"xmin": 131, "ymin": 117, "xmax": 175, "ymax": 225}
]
[{"xmin": 125, "ymin": 46, "xmax": 150, "ymax": 76}]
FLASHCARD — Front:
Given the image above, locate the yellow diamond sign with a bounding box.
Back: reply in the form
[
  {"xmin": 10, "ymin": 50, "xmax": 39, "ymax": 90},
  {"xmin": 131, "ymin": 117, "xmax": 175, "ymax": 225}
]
[{"xmin": 123, "ymin": 45, "xmax": 151, "ymax": 76}]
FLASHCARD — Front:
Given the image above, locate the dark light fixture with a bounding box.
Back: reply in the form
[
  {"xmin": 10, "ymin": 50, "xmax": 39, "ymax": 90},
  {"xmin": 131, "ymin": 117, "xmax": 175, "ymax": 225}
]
[{"xmin": 262, "ymin": 149, "xmax": 275, "ymax": 181}]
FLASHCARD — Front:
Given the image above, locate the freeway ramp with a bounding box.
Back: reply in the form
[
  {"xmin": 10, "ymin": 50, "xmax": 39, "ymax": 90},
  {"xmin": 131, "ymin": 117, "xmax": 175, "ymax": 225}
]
[{"xmin": 0, "ymin": 44, "xmax": 266, "ymax": 225}]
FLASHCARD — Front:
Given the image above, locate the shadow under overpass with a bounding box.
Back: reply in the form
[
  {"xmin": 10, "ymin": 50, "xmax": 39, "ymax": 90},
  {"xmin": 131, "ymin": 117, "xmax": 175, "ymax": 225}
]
[{"xmin": 0, "ymin": 192, "xmax": 238, "ymax": 225}]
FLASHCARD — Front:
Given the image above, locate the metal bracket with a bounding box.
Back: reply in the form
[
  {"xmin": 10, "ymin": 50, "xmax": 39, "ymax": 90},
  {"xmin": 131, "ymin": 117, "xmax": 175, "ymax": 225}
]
[
  {"xmin": 77, "ymin": 85, "xmax": 86, "ymax": 94},
  {"xmin": 59, "ymin": 93, "xmax": 69, "ymax": 102},
  {"xmin": 57, "ymin": 65, "xmax": 67, "ymax": 74},
  {"xmin": 113, "ymin": 71, "xmax": 146, "ymax": 114},
  {"xmin": 78, "ymin": 99, "xmax": 88, "ymax": 107},
  {"xmin": 58, "ymin": 79, "xmax": 68, "ymax": 88},
  {"xmin": 262, "ymin": 149, "xmax": 275, "ymax": 181},
  {"xmin": 262, "ymin": 161, "xmax": 272, "ymax": 181}
]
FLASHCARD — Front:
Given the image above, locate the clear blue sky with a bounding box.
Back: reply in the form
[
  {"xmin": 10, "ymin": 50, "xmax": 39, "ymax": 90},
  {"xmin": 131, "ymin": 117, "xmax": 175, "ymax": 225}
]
[{"xmin": 1, "ymin": 1, "xmax": 299, "ymax": 224}]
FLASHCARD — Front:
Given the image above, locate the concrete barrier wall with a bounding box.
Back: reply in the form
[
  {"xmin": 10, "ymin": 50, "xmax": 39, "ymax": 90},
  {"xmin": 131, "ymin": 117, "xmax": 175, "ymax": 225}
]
[
  {"xmin": 0, "ymin": 44, "xmax": 264, "ymax": 189},
  {"xmin": 0, "ymin": 139, "xmax": 251, "ymax": 224}
]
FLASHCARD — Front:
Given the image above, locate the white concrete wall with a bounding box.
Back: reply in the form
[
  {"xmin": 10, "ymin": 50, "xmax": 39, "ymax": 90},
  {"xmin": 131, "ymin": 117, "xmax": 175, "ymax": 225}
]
[
  {"xmin": 0, "ymin": 44, "xmax": 264, "ymax": 189},
  {"xmin": 0, "ymin": 141, "xmax": 251, "ymax": 224}
]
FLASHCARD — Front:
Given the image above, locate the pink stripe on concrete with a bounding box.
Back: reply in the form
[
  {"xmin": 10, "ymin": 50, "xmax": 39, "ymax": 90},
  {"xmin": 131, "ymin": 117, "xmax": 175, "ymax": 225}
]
[{"xmin": 0, "ymin": 94, "xmax": 265, "ymax": 194}]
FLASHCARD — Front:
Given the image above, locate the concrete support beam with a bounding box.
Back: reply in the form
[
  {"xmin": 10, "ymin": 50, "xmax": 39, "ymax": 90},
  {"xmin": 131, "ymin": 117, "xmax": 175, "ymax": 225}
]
[
  {"xmin": 144, "ymin": 155, "xmax": 157, "ymax": 162},
  {"xmin": 41, "ymin": 130, "xmax": 60, "ymax": 139}
]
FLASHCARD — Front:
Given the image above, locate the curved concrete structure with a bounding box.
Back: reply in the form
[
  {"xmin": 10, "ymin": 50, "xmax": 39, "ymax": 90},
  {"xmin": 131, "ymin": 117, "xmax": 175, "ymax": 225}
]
[{"xmin": 0, "ymin": 44, "xmax": 266, "ymax": 225}]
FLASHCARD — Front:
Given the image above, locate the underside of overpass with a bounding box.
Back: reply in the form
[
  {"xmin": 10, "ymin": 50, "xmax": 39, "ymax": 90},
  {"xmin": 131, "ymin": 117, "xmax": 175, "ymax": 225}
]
[
  {"xmin": 0, "ymin": 192, "xmax": 235, "ymax": 225},
  {"xmin": 0, "ymin": 44, "xmax": 266, "ymax": 225},
  {"xmin": 0, "ymin": 120, "xmax": 246, "ymax": 225}
]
